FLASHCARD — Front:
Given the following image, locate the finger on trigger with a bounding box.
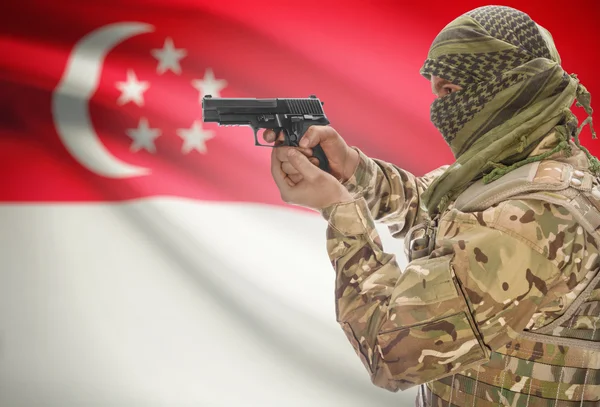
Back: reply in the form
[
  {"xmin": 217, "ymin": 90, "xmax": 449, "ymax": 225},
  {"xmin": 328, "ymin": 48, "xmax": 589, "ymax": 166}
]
[
  {"xmin": 271, "ymin": 130, "xmax": 287, "ymax": 146},
  {"xmin": 263, "ymin": 129, "xmax": 275, "ymax": 143},
  {"xmin": 309, "ymin": 157, "xmax": 319, "ymax": 166}
]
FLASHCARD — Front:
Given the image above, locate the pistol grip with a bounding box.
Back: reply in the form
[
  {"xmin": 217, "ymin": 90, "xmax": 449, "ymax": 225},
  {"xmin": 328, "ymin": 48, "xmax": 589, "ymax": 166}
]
[{"xmin": 311, "ymin": 144, "xmax": 330, "ymax": 172}]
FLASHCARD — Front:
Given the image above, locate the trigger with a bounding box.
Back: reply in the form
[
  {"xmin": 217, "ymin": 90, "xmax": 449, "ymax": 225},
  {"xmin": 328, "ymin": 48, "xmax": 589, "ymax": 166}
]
[{"xmin": 252, "ymin": 126, "xmax": 260, "ymax": 146}]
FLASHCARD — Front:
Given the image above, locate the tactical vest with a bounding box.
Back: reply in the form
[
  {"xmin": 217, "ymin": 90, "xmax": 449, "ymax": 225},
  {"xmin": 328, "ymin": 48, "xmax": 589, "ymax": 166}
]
[{"xmin": 406, "ymin": 159, "xmax": 600, "ymax": 406}]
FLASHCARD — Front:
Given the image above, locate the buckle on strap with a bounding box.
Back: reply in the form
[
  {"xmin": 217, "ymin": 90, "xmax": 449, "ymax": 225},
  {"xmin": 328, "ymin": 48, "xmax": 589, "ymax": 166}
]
[{"xmin": 405, "ymin": 218, "xmax": 438, "ymax": 262}]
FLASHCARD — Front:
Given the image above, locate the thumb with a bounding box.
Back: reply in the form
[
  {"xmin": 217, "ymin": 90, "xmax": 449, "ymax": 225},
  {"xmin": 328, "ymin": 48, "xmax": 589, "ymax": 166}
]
[
  {"xmin": 299, "ymin": 125, "xmax": 328, "ymax": 148},
  {"xmin": 287, "ymin": 149, "xmax": 320, "ymax": 180}
]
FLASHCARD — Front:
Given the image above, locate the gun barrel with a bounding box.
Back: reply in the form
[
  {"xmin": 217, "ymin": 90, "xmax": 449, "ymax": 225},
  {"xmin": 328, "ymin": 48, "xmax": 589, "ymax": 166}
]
[
  {"xmin": 203, "ymin": 97, "xmax": 279, "ymax": 110},
  {"xmin": 202, "ymin": 96, "xmax": 325, "ymax": 123}
]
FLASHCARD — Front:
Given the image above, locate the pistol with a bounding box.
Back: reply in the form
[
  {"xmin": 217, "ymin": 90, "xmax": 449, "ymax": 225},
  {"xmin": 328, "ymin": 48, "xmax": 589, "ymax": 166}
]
[{"xmin": 202, "ymin": 95, "xmax": 330, "ymax": 172}]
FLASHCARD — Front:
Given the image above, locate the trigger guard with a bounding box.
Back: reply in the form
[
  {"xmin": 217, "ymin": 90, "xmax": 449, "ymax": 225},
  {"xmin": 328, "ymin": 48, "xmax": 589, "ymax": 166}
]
[
  {"xmin": 253, "ymin": 127, "xmax": 283, "ymax": 147},
  {"xmin": 251, "ymin": 125, "xmax": 260, "ymax": 146}
]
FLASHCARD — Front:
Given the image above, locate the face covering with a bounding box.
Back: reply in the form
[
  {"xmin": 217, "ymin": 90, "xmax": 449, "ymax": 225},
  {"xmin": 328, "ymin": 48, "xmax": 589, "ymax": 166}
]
[{"xmin": 419, "ymin": 5, "xmax": 598, "ymax": 215}]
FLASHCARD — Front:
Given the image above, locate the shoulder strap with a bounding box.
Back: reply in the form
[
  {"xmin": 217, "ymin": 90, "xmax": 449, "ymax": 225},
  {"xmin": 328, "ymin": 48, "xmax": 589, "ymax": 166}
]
[
  {"xmin": 454, "ymin": 160, "xmax": 599, "ymax": 239},
  {"xmin": 454, "ymin": 160, "xmax": 566, "ymax": 212}
]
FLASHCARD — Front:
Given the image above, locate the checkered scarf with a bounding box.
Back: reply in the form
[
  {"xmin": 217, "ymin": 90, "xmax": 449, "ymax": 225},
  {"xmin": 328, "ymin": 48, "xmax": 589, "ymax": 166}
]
[{"xmin": 420, "ymin": 5, "xmax": 596, "ymax": 215}]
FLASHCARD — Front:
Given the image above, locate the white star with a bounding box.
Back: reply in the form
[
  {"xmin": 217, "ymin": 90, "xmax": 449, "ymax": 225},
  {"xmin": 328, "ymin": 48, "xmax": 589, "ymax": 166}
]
[
  {"xmin": 176, "ymin": 121, "xmax": 215, "ymax": 154},
  {"xmin": 116, "ymin": 70, "xmax": 149, "ymax": 106},
  {"xmin": 192, "ymin": 68, "xmax": 227, "ymax": 101},
  {"xmin": 126, "ymin": 117, "xmax": 161, "ymax": 153},
  {"xmin": 151, "ymin": 37, "xmax": 187, "ymax": 75}
]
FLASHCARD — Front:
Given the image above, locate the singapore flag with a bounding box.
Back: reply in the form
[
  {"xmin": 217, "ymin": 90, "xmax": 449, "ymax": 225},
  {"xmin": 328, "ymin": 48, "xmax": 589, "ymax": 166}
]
[
  {"xmin": 0, "ymin": 7, "xmax": 417, "ymax": 407},
  {"xmin": 2, "ymin": 1, "xmax": 598, "ymax": 406}
]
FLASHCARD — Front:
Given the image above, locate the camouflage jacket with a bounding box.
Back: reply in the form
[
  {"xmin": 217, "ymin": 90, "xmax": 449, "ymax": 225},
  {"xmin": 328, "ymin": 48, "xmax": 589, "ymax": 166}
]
[{"xmin": 320, "ymin": 135, "xmax": 600, "ymax": 405}]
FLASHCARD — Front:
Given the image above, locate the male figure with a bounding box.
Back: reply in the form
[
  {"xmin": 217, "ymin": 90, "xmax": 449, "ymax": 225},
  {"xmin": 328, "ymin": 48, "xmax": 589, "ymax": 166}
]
[{"xmin": 265, "ymin": 5, "xmax": 600, "ymax": 407}]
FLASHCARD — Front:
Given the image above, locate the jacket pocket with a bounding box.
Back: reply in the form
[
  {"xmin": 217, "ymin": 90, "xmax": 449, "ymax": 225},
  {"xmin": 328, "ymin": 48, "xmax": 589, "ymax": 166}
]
[{"xmin": 374, "ymin": 255, "xmax": 490, "ymax": 390}]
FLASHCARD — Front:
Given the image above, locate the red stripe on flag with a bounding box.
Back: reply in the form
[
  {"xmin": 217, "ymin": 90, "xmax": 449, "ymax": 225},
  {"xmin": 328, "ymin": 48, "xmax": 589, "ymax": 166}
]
[{"xmin": 1, "ymin": 0, "xmax": 599, "ymax": 203}]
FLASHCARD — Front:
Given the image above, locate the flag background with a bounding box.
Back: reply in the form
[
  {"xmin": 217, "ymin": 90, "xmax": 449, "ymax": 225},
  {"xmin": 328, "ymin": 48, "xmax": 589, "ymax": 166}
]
[{"xmin": 1, "ymin": 1, "xmax": 599, "ymax": 406}]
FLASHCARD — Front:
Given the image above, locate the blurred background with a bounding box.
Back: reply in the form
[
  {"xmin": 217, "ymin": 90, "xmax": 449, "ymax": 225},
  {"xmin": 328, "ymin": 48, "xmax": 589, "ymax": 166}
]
[{"xmin": 1, "ymin": 1, "xmax": 599, "ymax": 406}]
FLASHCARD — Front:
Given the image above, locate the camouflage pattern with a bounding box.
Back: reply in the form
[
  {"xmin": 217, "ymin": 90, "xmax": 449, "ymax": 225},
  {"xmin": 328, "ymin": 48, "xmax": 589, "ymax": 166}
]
[
  {"xmin": 341, "ymin": 147, "xmax": 449, "ymax": 238},
  {"xmin": 320, "ymin": 134, "xmax": 600, "ymax": 406}
]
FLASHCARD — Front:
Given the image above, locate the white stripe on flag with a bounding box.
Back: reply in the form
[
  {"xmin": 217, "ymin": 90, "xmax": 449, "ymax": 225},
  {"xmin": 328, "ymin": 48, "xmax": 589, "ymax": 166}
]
[{"xmin": 0, "ymin": 199, "xmax": 414, "ymax": 406}]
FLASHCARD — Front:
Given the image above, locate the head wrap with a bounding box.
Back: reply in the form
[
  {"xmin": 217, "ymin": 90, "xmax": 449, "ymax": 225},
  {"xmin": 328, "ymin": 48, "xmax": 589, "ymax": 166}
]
[{"xmin": 419, "ymin": 5, "xmax": 598, "ymax": 215}]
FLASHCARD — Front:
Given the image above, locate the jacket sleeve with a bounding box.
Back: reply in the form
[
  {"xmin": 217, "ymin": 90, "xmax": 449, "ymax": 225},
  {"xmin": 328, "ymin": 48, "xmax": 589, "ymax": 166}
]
[
  {"xmin": 342, "ymin": 148, "xmax": 448, "ymax": 238},
  {"xmin": 320, "ymin": 197, "xmax": 588, "ymax": 392}
]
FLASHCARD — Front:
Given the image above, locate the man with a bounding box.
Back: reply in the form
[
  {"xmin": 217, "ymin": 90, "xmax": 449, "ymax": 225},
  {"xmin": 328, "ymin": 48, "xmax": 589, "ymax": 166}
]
[{"xmin": 265, "ymin": 5, "xmax": 600, "ymax": 407}]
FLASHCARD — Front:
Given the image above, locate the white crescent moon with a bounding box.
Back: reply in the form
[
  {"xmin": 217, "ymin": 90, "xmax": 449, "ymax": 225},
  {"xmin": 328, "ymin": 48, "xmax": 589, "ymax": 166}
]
[{"xmin": 52, "ymin": 22, "xmax": 155, "ymax": 178}]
